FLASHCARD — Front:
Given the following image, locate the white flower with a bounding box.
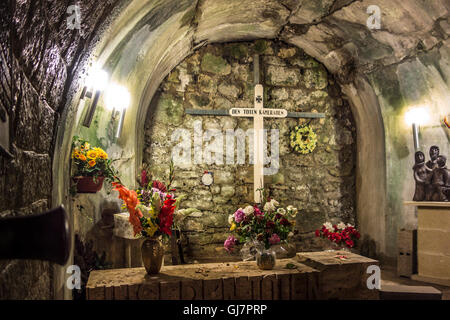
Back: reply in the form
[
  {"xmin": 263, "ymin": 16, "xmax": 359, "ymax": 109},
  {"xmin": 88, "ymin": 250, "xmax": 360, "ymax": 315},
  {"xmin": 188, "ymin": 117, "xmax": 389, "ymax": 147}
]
[
  {"xmin": 270, "ymin": 199, "xmax": 279, "ymax": 207},
  {"xmin": 277, "ymin": 208, "xmax": 286, "ymax": 215},
  {"xmin": 287, "ymin": 205, "xmax": 298, "ymax": 217},
  {"xmin": 324, "ymin": 222, "xmax": 334, "ymax": 232},
  {"xmin": 228, "ymin": 214, "xmax": 234, "ymax": 225},
  {"xmin": 347, "ymin": 223, "xmax": 354, "ymax": 228},
  {"xmin": 288, "ymin": 232, "xmax": 294, "ymax": 238},
  {"xmin": 337, "ymin": 222, "xmax": 346, "ymax": 230},
  {"xmin": 243, "ymin": 206, "xmax": 254, "ymax": 216},
  {"xmin": 264, "ymin": 202, "xmax": 275, "ymax": 212}
]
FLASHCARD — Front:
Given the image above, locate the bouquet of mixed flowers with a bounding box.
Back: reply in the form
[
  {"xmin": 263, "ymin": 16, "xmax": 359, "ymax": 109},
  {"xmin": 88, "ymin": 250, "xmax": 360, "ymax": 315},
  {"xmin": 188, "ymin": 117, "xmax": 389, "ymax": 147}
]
[
  {"xmin": 315, "ymin": 222, "xmax": 360, "ymax": 248},
  {"xmin": 71, "ymin": 136, "xmax": 120, "ymax": 183},
  {"xmin": 224, "ymin": 197, "xmax": 298, "ymax": 255},
  {"xmin": 113, "ymin": 164, "xmax": 179, "ymax": 239}
]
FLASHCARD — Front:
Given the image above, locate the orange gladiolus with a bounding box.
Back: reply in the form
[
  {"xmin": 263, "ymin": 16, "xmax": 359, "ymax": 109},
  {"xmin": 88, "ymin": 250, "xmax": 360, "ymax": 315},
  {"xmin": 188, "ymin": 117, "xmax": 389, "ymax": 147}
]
[
  {"xmin": 112, "ymin": 182, "xmax": 143, "ymax": 236},
  {"xmin": 79, "ymin": 154, "xmax": 87, "ymax": 161},
  {"xmin": 88, "ymin": 159, "xmax": 96, "ymax": 167}
]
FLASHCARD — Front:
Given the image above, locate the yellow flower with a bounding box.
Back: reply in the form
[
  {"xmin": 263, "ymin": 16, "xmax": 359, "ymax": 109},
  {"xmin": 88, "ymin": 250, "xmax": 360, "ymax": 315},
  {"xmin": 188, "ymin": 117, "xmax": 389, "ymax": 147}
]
[
  {"xmin": 230, "ymin": 222, "xmax": 236, "ymax": 231},
  {"xmin": 86, "ymin": 150, "xmax": 98, "ymax": 160},
  {"xmin": 88, "ymin": 159, "xmax": 96, "ymax": 167},
  {"xmin": 82, "ymin": 142, "xmax": 90, "ymax": 150},
  {"xmin": 79, "ymin": 154, "xmax": 87, "ymax": 161},
  {"xmin": 98, "ymin": 150, "xmax": 108, "ymax": 159},
  {"xmin": 145, "ymin": 219, "xmax": 159, "ymax": 237}
]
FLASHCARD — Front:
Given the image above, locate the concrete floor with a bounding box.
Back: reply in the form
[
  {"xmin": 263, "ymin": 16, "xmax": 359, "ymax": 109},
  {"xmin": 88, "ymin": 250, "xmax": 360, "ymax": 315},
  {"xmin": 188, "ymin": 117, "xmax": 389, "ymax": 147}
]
[{"xmin": 381, "ymin": 266, "xmax": 450, "ymax": 300}]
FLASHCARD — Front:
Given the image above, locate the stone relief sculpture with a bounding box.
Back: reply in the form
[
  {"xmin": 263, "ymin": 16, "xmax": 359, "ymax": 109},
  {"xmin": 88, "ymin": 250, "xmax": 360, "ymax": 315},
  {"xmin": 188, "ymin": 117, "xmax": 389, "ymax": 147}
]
[
  {"xmin": 412, "ymin": 151, "xmax": 432, "ymax": 201},
  {"xmin": 425, "ymin": 145, "xmax": 440, "ymax": 170},
  {"xmin": 413, "ymin": 146, "xmax": 449, "ymax": 202},
  {"xmin": 431, "ymin": 155, "xmax": 449, "ymax": 201}
]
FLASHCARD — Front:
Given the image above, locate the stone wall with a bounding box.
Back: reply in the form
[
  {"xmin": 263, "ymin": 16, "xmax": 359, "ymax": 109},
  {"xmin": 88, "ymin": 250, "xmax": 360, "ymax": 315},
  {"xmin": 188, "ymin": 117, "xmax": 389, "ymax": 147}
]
[
  {"xmin": 143, "ymin": 40, "xmax": 357, "ymax": 262},
  {"xmin": 0, "ymin": 0, "xmax": 128, "ymax": 300}
]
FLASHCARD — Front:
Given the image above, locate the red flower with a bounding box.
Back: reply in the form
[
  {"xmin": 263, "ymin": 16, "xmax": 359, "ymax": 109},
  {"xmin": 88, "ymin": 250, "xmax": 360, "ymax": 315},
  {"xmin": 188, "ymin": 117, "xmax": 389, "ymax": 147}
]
[
  {"xmin": 315, "ymin": 229, "xmax": 321, "ymax": 237},
  {"xmin": 280, "ymin": 218, "xmax": 290, "ymax": 226},
  {"xmin": 152, "ymin": 180, "xmax": 167, "ymax": 192},
  {"xmin": 345, "ymin": 239, "xmax": 354, "ymax": 248},
  {"xmin": 266, "ymin": 221, "xmax": 275, "ymax": 229},
  {"xmin": 140, "ymin": 169, "xmax": 148, "ymax": 187},
  {"xmin": 158, "ymin": 194, "xmax": 176, "ymax": 235}
]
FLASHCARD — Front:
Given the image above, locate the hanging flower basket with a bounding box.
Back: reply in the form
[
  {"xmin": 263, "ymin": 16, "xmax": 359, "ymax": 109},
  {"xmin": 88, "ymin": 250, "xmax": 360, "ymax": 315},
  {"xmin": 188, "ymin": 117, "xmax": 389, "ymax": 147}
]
[
  {"xmin": 70, "ymin": 137, "xmax": 121, "ymax": 194},
  {"xmin": 290, "ymin": 124, "xmax": 317, "ymax": 154},
  {"xmin": 73, "ymin": 176, "xmax": 105, "ymax": 193}
]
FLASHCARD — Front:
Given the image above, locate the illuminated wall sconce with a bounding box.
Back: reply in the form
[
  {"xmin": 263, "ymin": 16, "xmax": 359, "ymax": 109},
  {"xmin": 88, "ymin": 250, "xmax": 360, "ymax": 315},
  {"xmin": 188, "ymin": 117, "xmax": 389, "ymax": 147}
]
[
  {"xmin": 405, "ymin": 107, "xmax": 430, "ymax": 151},
  {"xmin": 81, "ymin": 66, "xmax": 109, "ymax": 128},
  {"xmin": 444, "ymin": 115, "xmax": 450, "ymax": 129},
  {"xmin": 104, "ymin": 84, "xmax": 131, "ymax": 138}
]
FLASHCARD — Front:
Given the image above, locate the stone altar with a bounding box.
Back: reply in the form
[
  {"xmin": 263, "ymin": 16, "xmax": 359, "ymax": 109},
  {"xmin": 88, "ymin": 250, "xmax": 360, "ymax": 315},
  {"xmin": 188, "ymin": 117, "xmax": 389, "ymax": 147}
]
[
  {"xmin": 404, "ymin": 201, "xmax": 450, "ymax": 286},
  {"xmin": 86, "ymin": 251, "xmax": 379, "ymax": 300}
]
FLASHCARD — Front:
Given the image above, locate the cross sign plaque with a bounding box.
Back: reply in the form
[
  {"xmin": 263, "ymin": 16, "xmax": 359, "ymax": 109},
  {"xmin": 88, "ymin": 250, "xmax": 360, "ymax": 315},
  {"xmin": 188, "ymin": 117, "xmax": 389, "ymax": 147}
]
[{"xmin": 185, "ymin": 54, "xmax": 325, "ymax": 203}]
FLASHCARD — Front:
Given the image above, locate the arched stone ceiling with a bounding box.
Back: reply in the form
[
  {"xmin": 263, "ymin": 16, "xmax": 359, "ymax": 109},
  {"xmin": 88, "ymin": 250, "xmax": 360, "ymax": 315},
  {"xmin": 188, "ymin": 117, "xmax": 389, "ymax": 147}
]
[{"xmin": 66, "ymin": 0, "xmax": 449, "ymax": 258}]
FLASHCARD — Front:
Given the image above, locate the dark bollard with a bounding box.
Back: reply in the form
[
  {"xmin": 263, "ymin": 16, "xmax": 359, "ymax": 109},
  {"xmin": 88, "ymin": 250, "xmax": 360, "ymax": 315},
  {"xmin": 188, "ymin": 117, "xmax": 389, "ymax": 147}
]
[{"xmin": 0, "ymin": 206, "xmax": 71, "ymax": 265}]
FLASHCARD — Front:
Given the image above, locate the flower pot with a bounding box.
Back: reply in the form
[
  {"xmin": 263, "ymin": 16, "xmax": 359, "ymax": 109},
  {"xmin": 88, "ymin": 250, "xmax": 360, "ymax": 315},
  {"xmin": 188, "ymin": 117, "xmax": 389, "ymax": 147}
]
[
  {"xmin": 73, "ymin": 176, "xmax": 104, "ymax": 193},
  {"xmin": 256, "ymin": 248, "xmax": 276, "ymax": 270},
  {"xmin": 141, "ymin": 237, "xmax": 164, "ymax": 275}
]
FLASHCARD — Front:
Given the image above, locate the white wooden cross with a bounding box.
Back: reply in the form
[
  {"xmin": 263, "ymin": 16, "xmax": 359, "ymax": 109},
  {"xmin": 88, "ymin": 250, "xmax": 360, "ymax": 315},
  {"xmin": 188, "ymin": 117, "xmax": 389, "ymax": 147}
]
[{"xmin": 185, "ymin": 54, "xmax": 325, "ymax": 203}]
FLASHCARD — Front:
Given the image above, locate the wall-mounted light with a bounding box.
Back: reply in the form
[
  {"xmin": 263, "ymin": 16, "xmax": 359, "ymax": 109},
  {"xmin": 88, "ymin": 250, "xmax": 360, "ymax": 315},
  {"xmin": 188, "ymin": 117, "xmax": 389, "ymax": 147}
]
[
  {"xmin": 405, "ymin": 107, "xmax": 430, "ymax": 151},
  {"xmin": 104, "ymin": 84, "xmax": 131, "ymax": 138},
  {"xmin": 81, "ymin": 65, "xmax": 109, "ymax": 128}
]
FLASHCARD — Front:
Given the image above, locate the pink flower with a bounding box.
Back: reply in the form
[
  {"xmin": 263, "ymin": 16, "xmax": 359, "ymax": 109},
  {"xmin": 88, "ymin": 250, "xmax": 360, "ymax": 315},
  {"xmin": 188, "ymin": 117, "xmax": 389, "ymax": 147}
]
[
  {"xmin": 269, "ymin": 233, "xmax": 281, "ymax": 245},
  {"xmin": 254, "ymin": 206, "xmax": 263, "ymax": 216},
  {"xmin": 224, "ymin": 235, "xmax": 237, "ymax": 252},
  {"xmin": 234, "ymin": 209, "xmax": 245, "ymax": 223}
]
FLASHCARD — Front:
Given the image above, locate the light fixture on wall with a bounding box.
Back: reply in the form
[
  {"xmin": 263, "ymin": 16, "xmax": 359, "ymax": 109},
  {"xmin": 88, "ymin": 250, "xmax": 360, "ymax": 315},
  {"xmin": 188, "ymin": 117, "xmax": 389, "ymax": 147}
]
[
  {"xmin": 444, "ymin": 115, "xmax": 450, "ymax": 129},
  {"xmin": 104, "ymin": 84, "xmax": 131, "ymax": 138},
  {"xmin": 81, "ymin": 65, "xmax": 109, "ymax": 128},
  {"xmin": 405, "ymin": 107, "xmax": 430, "ymax": 151}
]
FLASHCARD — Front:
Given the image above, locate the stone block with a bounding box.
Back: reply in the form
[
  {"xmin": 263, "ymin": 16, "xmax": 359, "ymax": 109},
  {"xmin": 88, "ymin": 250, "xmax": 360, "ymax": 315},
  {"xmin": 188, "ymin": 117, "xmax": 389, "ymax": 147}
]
[
  {"xmin": 380, "ymin": 284, "xmax": 442, "ymax": 300},
  {"xmin": 203, "ymin": 279, "xmax": 223, "ymax": 300},
  {"xmin": 160, "ymin": 281, "xmax": 180, "ymax": 300},
  {"xmin": 297, "ymin": 251, "xmax": 379, "ymax": 300},
  {"xmin": 181, "ymin": 279, "xmax": 203, "ymax": 300},
  {"xmin": 418, "ymin": 253, "xmax": 450, "ymax": 281}
]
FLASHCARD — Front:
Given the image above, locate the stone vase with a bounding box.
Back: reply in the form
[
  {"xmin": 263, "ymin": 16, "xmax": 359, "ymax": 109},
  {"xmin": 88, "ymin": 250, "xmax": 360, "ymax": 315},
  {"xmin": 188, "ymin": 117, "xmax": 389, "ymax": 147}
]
[
  {"xmin": 256, "ymin": 247, "xmax": 276, "ymax": 270},
  {"xmin": 141, "ymin": 237, "xmax": 164, "ymax": 274}
]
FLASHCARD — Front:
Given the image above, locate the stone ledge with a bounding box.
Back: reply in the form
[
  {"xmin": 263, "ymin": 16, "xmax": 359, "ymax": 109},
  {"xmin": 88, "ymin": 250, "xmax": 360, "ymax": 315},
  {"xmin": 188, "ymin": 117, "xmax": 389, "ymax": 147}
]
[
  {"xmin": 404, "ymin": 201, "xmax": 450, "ymax": 208},
  {"xmin": 86, "ymin": 251, "xmax": 379, "ymax": 300}
]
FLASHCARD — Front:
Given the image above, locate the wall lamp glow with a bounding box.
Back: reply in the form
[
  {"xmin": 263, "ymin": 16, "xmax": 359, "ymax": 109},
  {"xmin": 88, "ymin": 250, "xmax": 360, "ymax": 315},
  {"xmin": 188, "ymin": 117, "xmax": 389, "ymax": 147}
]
[
  {"xmin": 81, "ymin": 66, "xmax": 109, "ymax": 128},
  {"xmin": 405, "ymin": 107, "xmax": 430, "ymax": 151},
  {"xmin": 104, "ymin": 84, "xmax": 130, "ymax": 138}
]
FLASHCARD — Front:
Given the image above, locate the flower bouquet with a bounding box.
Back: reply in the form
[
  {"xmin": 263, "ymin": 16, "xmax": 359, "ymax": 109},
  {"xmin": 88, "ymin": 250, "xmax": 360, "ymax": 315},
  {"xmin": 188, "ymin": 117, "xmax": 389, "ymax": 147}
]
[
  {"xmin": 224, "ymin": 198, "xmax": 298, "ymax": 270},
  {"xmin": 112, "ymin": 164, "xmax": 182, "ymax": 274},
  {"xmin": 315, "ymin": 222, "xmax": 360, "ymax": 251},
  {"xmin": 71, "ymin": 136, "xmax": 120, "ymax": 193}
]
